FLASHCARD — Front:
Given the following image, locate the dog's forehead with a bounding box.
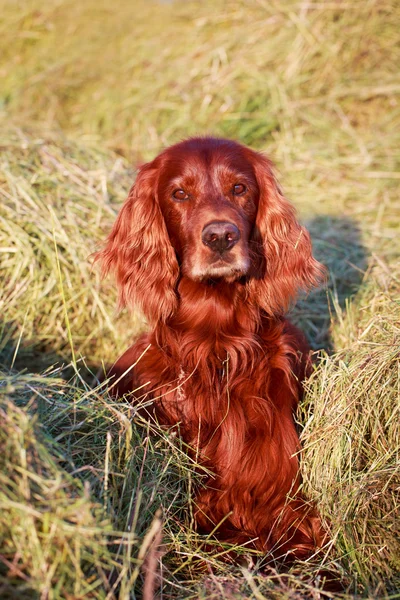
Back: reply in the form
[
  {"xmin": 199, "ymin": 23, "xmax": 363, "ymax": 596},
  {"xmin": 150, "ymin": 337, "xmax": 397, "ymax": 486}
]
[{"xmin": 159, "ymin": 139, "xmax": 255, "ymax": 183}]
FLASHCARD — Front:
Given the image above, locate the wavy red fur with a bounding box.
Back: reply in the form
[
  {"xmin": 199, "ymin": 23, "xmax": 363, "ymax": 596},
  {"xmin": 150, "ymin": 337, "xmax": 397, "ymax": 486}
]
[{"xmin": 96, "ymin": 137, "xmax": 326, "ymax": 559}]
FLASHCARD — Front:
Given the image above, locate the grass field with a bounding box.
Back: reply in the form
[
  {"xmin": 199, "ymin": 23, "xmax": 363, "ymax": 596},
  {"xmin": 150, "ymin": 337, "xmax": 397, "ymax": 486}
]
[{"xmin": 0, "ymin": 0, "xmax": 399, "ymax": 598}]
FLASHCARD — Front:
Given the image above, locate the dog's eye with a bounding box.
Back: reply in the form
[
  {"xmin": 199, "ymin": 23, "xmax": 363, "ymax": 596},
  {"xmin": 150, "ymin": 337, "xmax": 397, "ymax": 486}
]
[
  {"xmin": 233, "ymin": 184, "xmax": 246, "ymax": 195},
  {"xmin": 172, "ymin": 189, "xmax": 189, "ymax": 201}
]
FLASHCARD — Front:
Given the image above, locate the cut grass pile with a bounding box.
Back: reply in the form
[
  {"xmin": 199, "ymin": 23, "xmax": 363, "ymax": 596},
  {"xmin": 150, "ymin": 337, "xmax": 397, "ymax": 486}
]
[
  {"xmin": 0, "ymin": 393, "xmax": 116, "ymax": 599},
  {"xmin": 0, "ymin": 370, "xmax": 194, "ymax": 599},
  {"xmin": 0, "ymin": 131, "xmax": 141, "ymax": 371},
  {"xmin": 301, "ymin": 264, "xmax": 400, "ymax": 587},
  {"xmin": 0, "ymin": 0, "xmax": 399, "ymax": 597}
]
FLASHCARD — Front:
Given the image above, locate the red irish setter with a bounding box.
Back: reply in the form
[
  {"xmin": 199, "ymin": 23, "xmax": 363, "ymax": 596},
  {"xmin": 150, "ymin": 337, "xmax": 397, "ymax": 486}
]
[{"xmin": 97, "ymin": 137, "xmax": 326, "ymax": 559}]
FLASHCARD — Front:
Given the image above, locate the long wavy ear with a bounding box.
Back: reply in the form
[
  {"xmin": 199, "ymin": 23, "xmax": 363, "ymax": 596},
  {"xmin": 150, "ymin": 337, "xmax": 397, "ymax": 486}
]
[
  {"xmin": 248, "ymin": 152, "xmax": 325, "ymax": 315},
  {"xmin": 95, "ymin": 161, "xmax": 179, "ymax": 324}
]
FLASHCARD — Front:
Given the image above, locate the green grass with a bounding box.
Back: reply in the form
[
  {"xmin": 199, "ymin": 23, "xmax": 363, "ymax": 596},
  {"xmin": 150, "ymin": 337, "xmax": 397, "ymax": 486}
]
[{"xmin": 0, "ymin": 0, "xmax": 399, "ymax": 597}]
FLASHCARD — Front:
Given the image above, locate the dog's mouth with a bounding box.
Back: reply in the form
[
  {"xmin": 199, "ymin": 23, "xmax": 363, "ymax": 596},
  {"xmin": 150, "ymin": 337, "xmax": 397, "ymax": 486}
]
[{"xmin": 191, "ymin": 256, "xmax": 250, "ymax": 282}]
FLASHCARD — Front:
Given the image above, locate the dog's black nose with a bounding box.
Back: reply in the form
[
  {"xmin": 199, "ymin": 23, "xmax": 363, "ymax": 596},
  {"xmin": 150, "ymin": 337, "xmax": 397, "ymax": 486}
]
[{"xmin": 201, "ymin": 221, "xmax": 240, "ymax": 254}]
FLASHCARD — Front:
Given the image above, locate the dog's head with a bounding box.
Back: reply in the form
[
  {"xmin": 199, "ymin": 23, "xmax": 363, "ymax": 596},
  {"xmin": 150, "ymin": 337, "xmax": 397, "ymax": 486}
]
[{"xmin": 97, "ymin": 137, "xmax": 324, "ymax": 322}]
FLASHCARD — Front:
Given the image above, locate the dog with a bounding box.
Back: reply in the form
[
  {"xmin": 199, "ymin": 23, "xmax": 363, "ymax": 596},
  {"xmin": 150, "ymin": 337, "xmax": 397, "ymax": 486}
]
[{"xmin": 97, "ymin": 137, "xmax": 326, "ymax": 559}]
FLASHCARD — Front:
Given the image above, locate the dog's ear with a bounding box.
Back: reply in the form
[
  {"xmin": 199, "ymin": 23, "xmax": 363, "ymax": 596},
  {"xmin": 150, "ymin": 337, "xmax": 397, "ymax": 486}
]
[
  {"xmin": 247, "ymin": 151, "xmax": 325, "ymax": 315},
  {"xmin": 95, "ymin": 160, "xmax": 179, "ymax": 323}
]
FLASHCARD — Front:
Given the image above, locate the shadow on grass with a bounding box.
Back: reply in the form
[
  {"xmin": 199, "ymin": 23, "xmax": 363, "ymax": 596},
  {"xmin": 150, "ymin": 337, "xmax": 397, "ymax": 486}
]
[
  {"xmin": 0, "ymin": 321, "xmax": 63, "ymax": 373},
  {"xmin": 291, "ymin": 215, "xmax": 368, "ymax": 353},
  {"xmin": 0, "ymin": 320, "xmax": 98, "ymax": 383}
]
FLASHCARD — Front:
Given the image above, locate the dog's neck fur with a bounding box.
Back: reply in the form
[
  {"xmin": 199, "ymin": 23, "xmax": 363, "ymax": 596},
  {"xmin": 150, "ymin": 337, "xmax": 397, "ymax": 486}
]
[
  {"xmin": 152, "ymin": 276, "xmax": 284, "ymax": 386},
  {"xmin": 145, "ymin": 276, "xmax": 294, "ymax": 454}
]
